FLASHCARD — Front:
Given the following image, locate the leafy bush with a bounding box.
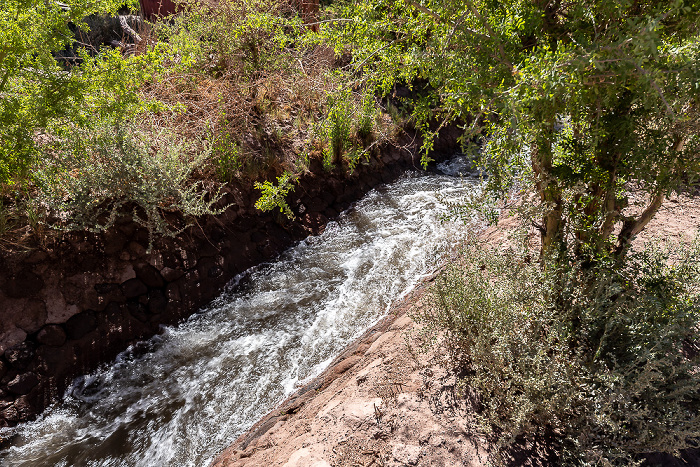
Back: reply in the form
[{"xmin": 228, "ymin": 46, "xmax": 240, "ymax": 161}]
[
  {"xmin": 0, "ymin": 0, "xmax": 170, "ymax": 188},
  {"xmin": 36, "ymin": 121, "xmax": 225, "ymax": 249},
  {"xmin": 415, "ymin": 240, "xmax": 700, "ymax": 465},
  {"xmin": 254, "ymin": 170, "xmax": 297, "ymax": 218}
]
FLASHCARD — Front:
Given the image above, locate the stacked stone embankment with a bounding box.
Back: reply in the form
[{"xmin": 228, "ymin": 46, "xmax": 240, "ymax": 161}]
[{"xmin": 0, "ymin": 126, "xmax": 461, "ymax": 428}]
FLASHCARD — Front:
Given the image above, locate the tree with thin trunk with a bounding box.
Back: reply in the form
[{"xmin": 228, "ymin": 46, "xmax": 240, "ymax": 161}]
[{"xmin": 324, "ymin": 0, "xmax": 700, "ymax": 261}]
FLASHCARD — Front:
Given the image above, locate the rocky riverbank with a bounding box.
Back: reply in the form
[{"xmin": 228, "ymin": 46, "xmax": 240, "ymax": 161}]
[{"xmin": 0, "ymin": 125, "xmax": 461, "ymax": 429}]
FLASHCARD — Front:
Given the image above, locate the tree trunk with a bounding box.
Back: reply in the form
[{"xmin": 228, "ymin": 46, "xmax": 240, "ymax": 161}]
[
  {"xmin": 289, "ymin": 0, "xmax": 319, "ymax": 30},
  {"xmin": 532, "ymin": 132, "xmax": 563, "ymax": 255}
]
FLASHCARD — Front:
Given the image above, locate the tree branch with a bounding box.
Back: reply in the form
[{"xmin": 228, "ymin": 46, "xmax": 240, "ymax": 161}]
[
  {"xmin": 632, "ymin": 61, "xmax": 676, "ymax": 120},
  {"xmin": 407, "ymin": 1, "xmax": 492, "ymax": 43},
  {"xmin": 462, "ymin": 0, "xmax": 512, "ymax": 70},
  {"xmin": 616, "ymin": 193, "xmax": 665, "ymax": 255},
  {"xmin": 119, "ymin": 15, "xmax": 142, "ymax": 44},
  {"xmin": 406, "ymin": 0, "xmax": 441, "ymax": 21}
]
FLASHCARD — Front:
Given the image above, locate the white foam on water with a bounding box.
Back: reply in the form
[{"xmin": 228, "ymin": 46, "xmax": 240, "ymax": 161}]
[{"xmin": 0, "ymin": 159, "xmax": 479, "ymax": 467}]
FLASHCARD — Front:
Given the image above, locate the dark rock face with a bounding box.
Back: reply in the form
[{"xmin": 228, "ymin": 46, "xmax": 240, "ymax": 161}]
[
  {"xmin": 6, "ymin": 372, "xmax": 39, "ymax": 395},
  {"xmin": 36, "ymin": 325, "xmax": 67, "ymax": 347},
  {"xmin": 0, "ymin": 126, "xmax": 460, "ymax": 427}
]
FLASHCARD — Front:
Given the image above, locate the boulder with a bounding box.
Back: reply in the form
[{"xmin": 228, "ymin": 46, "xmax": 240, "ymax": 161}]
[
  {"xmin": 36, "ymin": 325, "xmax": 67, "ymax": 347},
  {"xmin": 6, "ymin": 372, "xmax": 39, "ymax": 395}
]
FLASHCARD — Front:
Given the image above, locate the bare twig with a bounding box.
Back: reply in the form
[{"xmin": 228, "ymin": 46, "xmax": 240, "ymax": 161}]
[{"xmin": 119, "ymin": 15, "xmax": 142, "ymax": 43}]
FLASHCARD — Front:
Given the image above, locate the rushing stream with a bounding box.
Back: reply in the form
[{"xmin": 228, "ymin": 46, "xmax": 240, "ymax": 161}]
[{"xmin": 0, "ymin": 156, "xmax": 479, "ymax": 467}]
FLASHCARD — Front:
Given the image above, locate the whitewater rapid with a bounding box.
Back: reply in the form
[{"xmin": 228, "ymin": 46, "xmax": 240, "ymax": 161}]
[{"xmin": 0, "ymin": 156, "xmax": 478, "ymax": 467}]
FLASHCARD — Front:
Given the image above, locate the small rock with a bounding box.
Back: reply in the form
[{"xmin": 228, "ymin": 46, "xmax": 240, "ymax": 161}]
[
  {"xmin": 0, "ymin": 369, "xmax": 17, "ymax": 386},
  {"xmin": 160, "ymin": 267, "xmax": 184, "ymax": 282},
  {"xmin": 25, "ymin": 250, "xmax": 48, "ymax": 264},
  {"xmin": 65, "ymin": 311, "xmax": 97, "ymax": 340},
  {"xmin": 0, "ymin": 405, "xmax": 19, "ymax": 422},
  {"xmin": 0, "ymin": 396, "xmax": 12, "ymax": 411},
  {"xmin": 127, "ymin": 302, "xmax": 148, "ymax": 322},
  {"xmin": 0, "ymin": 327, "xmax": 27, "ymax": 355},
  {"xmin": 0, "ymin": 360, "xmax": 7, "ymax": 381},
  {"xmin": 94, "ymin": 283, "xmax": 119, "ymax": 294},
  {"xmin": 128, "ymin": 241, "xmax": 147, "ymax": 257},
  {"xmin": 392, "ymin": 443, "xmax": 421, "ymax": 466},
  {"xmin": 207, "ymin": 265, "xmax": 223, "ymax": 278},
  {"xmin": 5, "ymin": 270, "xmax": 44, "ymax": 299},
  {"xmin": 6, "ymin": 372, "xmax": 39, "ymax": 395},
  {"xmin": 103, "ymin": 229, "xmax": 127, "ymax": 255},
  {"xmin": 36, "ymin": 325, "xmax": 67, "ymax": 347},
  {"xmin": 93, "ymin": 283, "xmax": 125, "ymax": 310},
  {"xmin": 4, "ymin": 342, "xmax": 35, "ymax": 370},
  {"xmin": 121, "ymin": 278, "xmax": 148, "ymax": 299},
  {"xmin": 134, "ymin": 263, "xmax": 165, "ymax": 288},
  {"xmin": 15, "ymin": 299, "xmax": 48, "ymax": 335},
  {"xmin": 13, "ymin": 394, "xmax": 35, "ymax": 419},
  {"xmin": 147, "ymin": 290, "xmax": 168, "ymax": 314}
]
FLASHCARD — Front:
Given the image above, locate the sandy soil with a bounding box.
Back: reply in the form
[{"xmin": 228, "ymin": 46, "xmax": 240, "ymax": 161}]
[{"xmin": 210, "ymin": 193, "xmax": 700, "ymax": 467}]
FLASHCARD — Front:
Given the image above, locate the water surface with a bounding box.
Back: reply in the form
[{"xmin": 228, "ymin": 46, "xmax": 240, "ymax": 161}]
[{"xmin": 0, "ymin": 157, "xmax": 478, "ymax": 467}]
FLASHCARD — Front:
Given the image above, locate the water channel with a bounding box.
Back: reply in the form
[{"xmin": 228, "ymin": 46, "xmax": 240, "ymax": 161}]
[{"xmin": 0, "ymin": 156, "xmax": 478, "ymax": 467}]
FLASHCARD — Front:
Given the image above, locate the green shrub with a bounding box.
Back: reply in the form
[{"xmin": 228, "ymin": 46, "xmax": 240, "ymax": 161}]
[
  {"xmin": 318, "ymin": 87, "xmax": 379, "ymax": 171},
  {"xmin": 321, "ymin": 89, "xmax": 353, "ymax": 169},
  {"xmin": 213, "ymin": 131, "xmax": 243, "ymax": 181},
  {"xmin": 160, "ymin": 0, "xmax": 302, "ymax": 77},
  {"xmin": 356, "ymin": 90, "xmax": 376, "ymax": 143},
  {"xmin": 0, "ymin": 0, "xmax": 169, "ymax": 188},
  {"xmin": 36, "ymin": 121, "xmax": 225, "ymax": 250},
  {"xmin": 254, "ymin": 170, "xmax": 297, "ymax": 218},
  {"xmin": 415, "ymin": 240, "xmax": 700, "ymax": 465}
]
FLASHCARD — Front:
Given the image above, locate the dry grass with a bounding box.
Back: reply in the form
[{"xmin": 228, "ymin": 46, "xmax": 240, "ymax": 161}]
[
  {"xmin": 137, "ymin": 0, "xmax": 347, "ymax": 182},
  {"xmin": 0, "ymin": 0, "xmax": 404, "ymax": 251}
]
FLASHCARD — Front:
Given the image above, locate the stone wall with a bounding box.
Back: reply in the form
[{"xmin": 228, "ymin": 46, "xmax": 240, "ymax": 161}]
[{"xmin": 0, "ymin": 129, "xmax": 460, "ymax": 428}]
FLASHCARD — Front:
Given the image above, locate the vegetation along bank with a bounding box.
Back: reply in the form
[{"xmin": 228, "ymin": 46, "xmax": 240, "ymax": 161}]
[
  {"xmin": 4, "ymin": 0, "xmax": 700, "ymax": 465},
  {"xmin": 0, "ymin": 0, "xmax": 461, "ymax": 427}
]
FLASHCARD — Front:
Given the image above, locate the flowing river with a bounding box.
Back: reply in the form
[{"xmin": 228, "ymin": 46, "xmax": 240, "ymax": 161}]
[{"xmin": 0, "ymin": 156, "xmax": 478, "ymax": 467}]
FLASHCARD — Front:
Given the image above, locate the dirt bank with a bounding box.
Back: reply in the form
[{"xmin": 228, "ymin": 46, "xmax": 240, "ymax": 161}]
[{"xmin": 211, "ymin": 193, "xmax": 700, "ymax": 467}]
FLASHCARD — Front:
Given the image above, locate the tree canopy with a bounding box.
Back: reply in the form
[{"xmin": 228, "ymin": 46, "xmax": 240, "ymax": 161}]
[
  {"xmin": 324, "ymin": 0, "xmax": 700, "ymax": 259},
  {"xmin": 0, "ymin": 0, "xmax": 166, "ymax": 187}
]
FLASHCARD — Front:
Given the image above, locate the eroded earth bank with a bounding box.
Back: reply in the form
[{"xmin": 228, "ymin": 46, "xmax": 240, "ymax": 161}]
[{"xmin": 211, "ymin": 194, "xmax": 700, "ymax": 467}]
